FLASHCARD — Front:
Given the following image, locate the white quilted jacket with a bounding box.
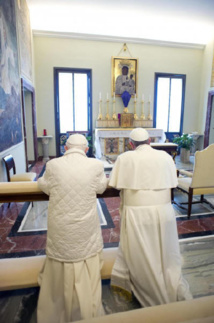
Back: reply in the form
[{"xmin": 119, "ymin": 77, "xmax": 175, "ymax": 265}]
[{"xmin": 38, "ymin": 148, "xmax": 108, "ymax": 262}]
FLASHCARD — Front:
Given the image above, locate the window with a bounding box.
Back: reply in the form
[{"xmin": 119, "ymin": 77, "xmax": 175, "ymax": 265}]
[
  {"xmin": 154, "ymin": 73, "xmax": 186, "ymax": 141},
  {"xmin": 54, "ymin": 68, "xmax": 92, "ymax": 156}
]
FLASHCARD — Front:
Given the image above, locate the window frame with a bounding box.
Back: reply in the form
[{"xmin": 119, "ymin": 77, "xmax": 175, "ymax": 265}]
[
  {"xmin": 154, "ymin": 72, "xmax": 186, "ymax": 141},
  {"xmin": 54, "ymin": 67, "xmax": 92, "ymax": 157}
]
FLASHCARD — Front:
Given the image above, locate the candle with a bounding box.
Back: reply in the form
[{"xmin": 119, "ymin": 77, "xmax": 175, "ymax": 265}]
[
  {"xmin": 43, "ymin": 129, "xmax": 47, "ymax": 136},
  {"xmin": 107, "ymin": 93, "xmax": 109, "ymax": 100},
  {"xmin": 142, "ymin": 94, "xmax": 144, "ymax": 101},
  {"xmin": 99, "ymin": 92, "xmax": 101, "ymax": 100}
]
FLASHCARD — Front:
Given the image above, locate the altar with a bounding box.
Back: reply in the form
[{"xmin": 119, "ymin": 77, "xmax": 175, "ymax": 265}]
[{"xmin": 94, "ymin": 127, "xmax": 167, "ymax": 159}]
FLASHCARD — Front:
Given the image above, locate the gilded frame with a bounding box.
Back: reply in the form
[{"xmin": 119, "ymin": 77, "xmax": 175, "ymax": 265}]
[
  {"xmin": 121, "ymin": 113, "xmax": 134, "ymax": 128},
  {"xmin": 111, "ymin": 56, "xmax": 138, "ymax": 97}
]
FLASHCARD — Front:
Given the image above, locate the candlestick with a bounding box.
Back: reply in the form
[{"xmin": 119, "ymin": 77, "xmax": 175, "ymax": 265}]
[
  {"xmin": 134, "ymin": 97, "xmax": 138, "ymax": 120},
  {"xmin": 140, "ymin": 100, "xmax": 146, "ymax": 120},
  {"xmin": 105, "ymin": 99, "xmax": 110, "ymax": 120},
  {"xmin": 97, "ymin": 98, "xmax": 102, "ymax": 120},
  {"xmin": 147, "ymin": 100, "xmax": 153, "ymax": 121},
  {"xmin": 112, "ymin": 98, "xmax": 117, "ymax": 120}
]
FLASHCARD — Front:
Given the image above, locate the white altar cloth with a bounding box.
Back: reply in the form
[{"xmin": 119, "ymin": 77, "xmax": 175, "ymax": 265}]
[{"xmin": 94, "ymin": 128, "xmax": 166, "ymax": 159}]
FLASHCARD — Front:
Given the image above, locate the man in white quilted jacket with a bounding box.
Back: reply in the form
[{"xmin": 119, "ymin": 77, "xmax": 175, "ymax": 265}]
[{"xmin": 37, "ymin": 134, "xmax": 108, "ymax": 323}]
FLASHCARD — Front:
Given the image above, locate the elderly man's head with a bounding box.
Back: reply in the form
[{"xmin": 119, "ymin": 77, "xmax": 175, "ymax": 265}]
[
  {"xmin": 129, "ymin": 128, "xmax": 150, "ymax": 148},
  {"xmin": 65, "ymin": 134, "xmax": 89, "ymax": 153}
]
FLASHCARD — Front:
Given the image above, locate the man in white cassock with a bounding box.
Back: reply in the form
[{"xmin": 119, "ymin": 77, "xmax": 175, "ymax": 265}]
[
  {"xmin": 109, "ymin": 128, "xmax": 192, "ymax": 307},
  {"xmin": 37, "ymin": 134, "xmax": 108, "ymax": 323}
]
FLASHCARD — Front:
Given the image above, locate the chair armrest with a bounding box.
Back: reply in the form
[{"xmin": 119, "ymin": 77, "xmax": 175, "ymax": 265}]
[{"xmin": 179, "ymin": 169, "xmax": 193, "ymax": 177}]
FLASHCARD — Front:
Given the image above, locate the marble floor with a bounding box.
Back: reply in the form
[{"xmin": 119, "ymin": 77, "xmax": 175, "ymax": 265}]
[
  {"xmin": 1, "ymin": 156, "xmax": 214, "ymax": 259},
  {"xmin": 1, "ymin": 235, "xmax": 214, "ymax": 323},
  {"xmin": 0, "ymin": 155, "xmax": 214, "ymax": 322}
]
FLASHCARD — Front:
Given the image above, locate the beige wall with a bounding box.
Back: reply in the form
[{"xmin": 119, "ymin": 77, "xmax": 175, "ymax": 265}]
[{"xmin": 33, "ymin": 36, "xmax": 204, "ymax": 156}]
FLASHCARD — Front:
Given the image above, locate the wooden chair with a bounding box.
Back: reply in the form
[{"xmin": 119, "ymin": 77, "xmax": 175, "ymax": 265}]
[
  {"xmin": 2, "ymin": 155, "xmax": 36, "ymax": 207},
  {"xmin": 172, "ymin": 144, "xmax": 214, "ymax": 218}
]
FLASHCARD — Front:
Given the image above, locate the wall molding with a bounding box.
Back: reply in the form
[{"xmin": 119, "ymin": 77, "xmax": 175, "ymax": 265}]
[{"xmin": 32, "ymin": 30, "xmax": 205, "ymax": 50}]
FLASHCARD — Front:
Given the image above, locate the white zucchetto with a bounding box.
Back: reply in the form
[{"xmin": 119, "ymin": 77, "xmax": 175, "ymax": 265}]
[
  {"xmin": 66, "ymin": 134, "xmax": 88, "ymax": 149},
  {"xmin": 129, "ymin": 128, "xmax": 149, "ymax": 142}
]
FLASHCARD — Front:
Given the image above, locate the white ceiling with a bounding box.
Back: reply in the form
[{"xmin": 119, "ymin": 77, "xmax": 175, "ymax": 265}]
[{"xmin": 26, "ymin": 0, "xmax": 214, "ymax": 45}]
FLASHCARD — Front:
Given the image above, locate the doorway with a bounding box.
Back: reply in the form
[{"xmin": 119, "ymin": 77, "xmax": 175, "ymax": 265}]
[
  {"xmin": 209, "ymin": 97, "xmax": 214, "ymax": 145},
  {"xmin": 21, "ymin": 78, "xmax": 38, "ymax": 171},
  {"xmin": 204, "ymin": 90, "xmax": 214, "ymax": 148}
]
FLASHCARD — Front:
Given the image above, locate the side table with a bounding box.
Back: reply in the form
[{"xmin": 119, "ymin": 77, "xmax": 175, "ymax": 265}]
[{"xmin": 37, "ymin": 136, "xmax": 53, "ymax": 162}]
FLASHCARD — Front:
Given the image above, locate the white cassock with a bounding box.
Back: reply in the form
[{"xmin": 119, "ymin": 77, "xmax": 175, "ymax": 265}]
[
  {"xmin": 109, "ymin": 144, "xmax": 192, "ymax": 307},
  {"xmin": 37, "ymin": 253, "xmax": 104, "ymax": 323}
]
